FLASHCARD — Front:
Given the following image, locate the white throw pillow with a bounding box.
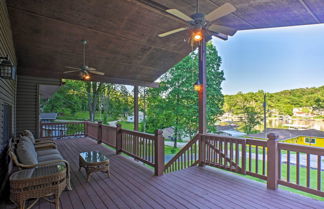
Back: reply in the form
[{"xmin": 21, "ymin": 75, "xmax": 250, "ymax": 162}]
[
  {"xmin": 22, "ymin": 130, "xmax": 36, "ymax": 144},
  {"xmin": 17, "ymin": 137, "xmax": 38, "ymax": 165}
]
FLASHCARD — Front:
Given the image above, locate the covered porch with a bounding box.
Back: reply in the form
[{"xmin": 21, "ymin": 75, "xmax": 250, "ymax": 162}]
[
  {"xmin": 2, "ymin": 137, "xmax": 324, "ymax": 209},
  {"xmin": 2, "ymin": 0, "xmax": 324, "ymax": 208}
]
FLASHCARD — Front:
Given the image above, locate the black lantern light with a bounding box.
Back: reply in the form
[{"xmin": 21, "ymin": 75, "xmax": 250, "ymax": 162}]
[{"xmin": 0, "ymin": 56, "xmax": 15, "ymax": 80}]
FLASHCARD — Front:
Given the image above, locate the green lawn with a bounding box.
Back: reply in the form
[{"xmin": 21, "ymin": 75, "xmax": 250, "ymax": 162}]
[
  {"xmin": 165, "ymin": 145, "xmax": 180, "ymax": 155},
  {"xmin": 57, "ymin": 111, "xmax": 110, "ymax": 121},
  {"xmin": 118, "ymin": 121, "xmax": 144, "ymax": 131},
  {"xmin": 243, "ymin": 157, "xmax": 324, "ymax": 201}
]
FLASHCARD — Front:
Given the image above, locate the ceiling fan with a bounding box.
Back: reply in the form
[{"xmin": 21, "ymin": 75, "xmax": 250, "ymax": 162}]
[
  {"xmin": 158, "ymin": 1, "xmax": 237, "ymax": 42},
  {"xmin": 63, "ymin": 40, "xmax": 104, "ymax": 80}
]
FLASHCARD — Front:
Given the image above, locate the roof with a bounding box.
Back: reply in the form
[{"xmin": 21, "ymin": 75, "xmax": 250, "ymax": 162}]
[
  {"xmin": 247, "ymin": 128, "xmax": 324, "ymax": 140},
  {"xmin": 7, "ymin": 0, "xmax": 324, "ymax": 86},
  {"xmin": 40, "ymin": 113, "xmax": 57, "ymax": 120}
]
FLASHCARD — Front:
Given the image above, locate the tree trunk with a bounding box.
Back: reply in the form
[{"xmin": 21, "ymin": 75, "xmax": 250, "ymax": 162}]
[{"xmin": 86, "ymin": 82, "xmax": 103, "ymax": 122}]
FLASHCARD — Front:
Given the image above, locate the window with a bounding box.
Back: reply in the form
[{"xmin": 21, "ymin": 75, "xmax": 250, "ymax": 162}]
[{"xmin": 305, "ymin": 138, "xmax": 316, "ymax": 144}]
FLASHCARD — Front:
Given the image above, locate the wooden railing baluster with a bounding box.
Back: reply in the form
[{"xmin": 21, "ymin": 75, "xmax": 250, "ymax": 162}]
[
  {"xmin": 318, "ymin": 155, "xmax": 321, "ymax": 191},
  {"xmin": 287, "ymin": 150, "xmax": 290, "ymax": 182},
  {"xmin": 307, "ymin": 153, "xmax": 310, "ymax": 188},
  {"xmin": 296, "ymin": 152, "xmax": 300, "ymax": 185}
]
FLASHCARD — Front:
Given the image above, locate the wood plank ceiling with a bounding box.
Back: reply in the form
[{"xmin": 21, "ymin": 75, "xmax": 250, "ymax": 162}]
[{"xmin": 7, "ymin": 0, "xmax": 324, "ymax": 87}]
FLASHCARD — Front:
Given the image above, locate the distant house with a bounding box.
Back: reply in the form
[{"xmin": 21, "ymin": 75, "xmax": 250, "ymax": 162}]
[
  {"xmin": 127, "ymin": 112, "xmax": 144, "ymax": 123},
  {"xmin": 40, "ymin": 113, "xmax": 67, "ymax": 137},
  {"xmin": 293, "ymin": 108, "xmax": 313, "ymax": 118},
  {"xmin": 40, "ymin": 113, "xmax": 57, "ymax": 123},
  {"xmin": 247, "ymin": 128, "xmax": 324, "ymax": 147},
  {"xmin": 162, "ymin": 127, "xmax": 174, "ymax": 140}
]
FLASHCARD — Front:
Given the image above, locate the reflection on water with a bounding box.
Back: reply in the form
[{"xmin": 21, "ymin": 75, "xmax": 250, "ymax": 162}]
[{"xmin": 256, "ymin": 118, "xmax": 324, "ymax": 131}]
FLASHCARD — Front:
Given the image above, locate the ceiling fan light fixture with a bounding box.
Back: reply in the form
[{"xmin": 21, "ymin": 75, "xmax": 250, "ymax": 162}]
[
  {"xmin": 193, "ymin": 30, "xmax": 203, "ymax": 42},
  {"xmin": 83, "ymin": 73, "xmax": 90, "ymax": 80}
]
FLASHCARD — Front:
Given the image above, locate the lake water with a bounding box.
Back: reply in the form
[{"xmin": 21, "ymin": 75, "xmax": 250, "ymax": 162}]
[{"xmin": 256, "ymin": 118, "xmax": 324, "ymax": 131}]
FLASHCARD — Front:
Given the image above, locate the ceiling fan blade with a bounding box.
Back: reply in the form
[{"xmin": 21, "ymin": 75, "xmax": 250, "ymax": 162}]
[
  {"xmin": 65, "ymin": 66, "xmax": 80, "ymax": 70},
  {"xmin": 158, "ymin": 27, "xmax": 188, "ymax": 37},
  {"xmin": 166, "ymin": 9, "xmax": 193, "ymax": 22},
  {"xmin": 205, "ymin": 3, "xmax": 236, "ymax": 22},
  {"xmin": 208, "ymin": 24, "xmax": 237, "ymax": 36},
  {"xmin": 63, "ymin": 70, "xmax": 80, "ymax": 74},
  {"xmin": 89, "ymin": 71, "xmax": 105, "ymax": 75},
  {"xmin": 87, "ymin": 67, "xmax": 97, "ymax": 71}
]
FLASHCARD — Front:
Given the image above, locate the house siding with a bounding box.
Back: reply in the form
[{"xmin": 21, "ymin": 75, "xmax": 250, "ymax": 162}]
[
  {"xmin": 16, "ymin": 76, "xmax": 60, "ymax": 137},
  {"xmin": 0, "ymin": 0, "xmax": 17, "ymax": 199}
]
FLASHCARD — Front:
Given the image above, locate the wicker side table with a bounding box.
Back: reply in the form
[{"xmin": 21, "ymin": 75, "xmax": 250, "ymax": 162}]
[
  {"xmin": 79, "ymin": 151, "xmax": 110, "ymax": 182},
  {"xmin": 10, "ymin": 163, "xmax": 66, "ymax": 209}
]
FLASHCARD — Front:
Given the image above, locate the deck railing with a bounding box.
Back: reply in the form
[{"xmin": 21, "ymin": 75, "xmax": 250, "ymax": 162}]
[
  {"xmin": 164, "ymin": 134, "xmax": 200, "ymax": 173},
  {"xmin": 85, "ymin": 122, "xmax": 99, "ymax": 139},
  {"xmin": 164, "ymin": 132, "xmax": 324, "ymax": 197},
  {"xmin": 40, "ymin": 122, "xmax": 85, "ymax": 138},
  {"xmin": 101, "ymin": 125, "xmax": 117, "ymax": 147},
  {"xmin": 119, "ymin": 129, "xmax": 156, "ymax": 166},
  {"xmin": 202, "ymin": 134, "xmax": 246, "ymax": 174},
  {"xmin": 45, "ymin": 121, "xmax": 324, "ymax": 197},
  {"xmin": 246, "ymin": 139, "xmax": 267, "ymax": 180},
  {"xmin": 278, "ymin": 142, "xmax": 324, "ymax": 197},
  {"xmin": 85, "ymin": 122, "xmax": 164, "ymax": 176}
]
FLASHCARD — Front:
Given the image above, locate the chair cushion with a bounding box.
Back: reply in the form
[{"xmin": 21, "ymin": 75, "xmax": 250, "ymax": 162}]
[
  {"xmin": 38, "ymin": 153, "xmax": 63, "ymax": 163},
  {"xmin": 37, "ymin": 149, "xmax": 61, "ymax": 156},
  {"xmin": 16, "ymin": 137, "xmax": 38, "ymax": 165},
  {"xmin": 22, "ymin": 130, "xmax": 36, "ymax": 144}
]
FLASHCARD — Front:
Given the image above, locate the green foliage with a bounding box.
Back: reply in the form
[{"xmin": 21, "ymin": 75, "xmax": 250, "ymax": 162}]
[
  {"xmin": 224, "ymin": 85, "xmax": 324, "ymax": 118},
  {"xmin": 146, "ymin": 42, "xmax": 224, "ymax": 139},
  {"xmin": 41, "ymin": 80, "xmax": 135, "ymax": 122},
  {"xmin": 43, "ymin": 80, "xmax": 87, "ymax": 114},
  {"xmin": 241, "ymin": 106, "xmax": 262, "ymax": 134}
]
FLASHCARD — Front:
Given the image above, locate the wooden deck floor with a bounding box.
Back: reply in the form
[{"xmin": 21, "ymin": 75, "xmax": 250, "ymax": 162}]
[{"xmin": 3, "ymin": 137, "xmax": 324, "ymax": 209}]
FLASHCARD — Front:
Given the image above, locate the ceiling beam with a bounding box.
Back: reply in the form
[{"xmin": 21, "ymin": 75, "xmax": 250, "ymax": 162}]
[
  {"xmin": 18, "ymin": 68, "xmax": 159, "ymax": 87},
  {"xmin": 64, "ymin": 75, "xmax": 160, "ymax": 88}
]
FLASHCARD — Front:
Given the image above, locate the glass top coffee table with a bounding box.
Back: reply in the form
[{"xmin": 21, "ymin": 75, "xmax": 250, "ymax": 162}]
[{"xmin": 79, "ymin": 151, "xmax": 110, "ymax": 182}]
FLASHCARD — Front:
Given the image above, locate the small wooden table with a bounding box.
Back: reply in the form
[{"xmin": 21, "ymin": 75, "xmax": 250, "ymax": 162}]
[
  {"xmin": 79, "ymin": 151, "xmax": 110, "ymax": 181},
  {"xmin": 10, "ymin": 163, "xmax": 66, "ymax": 209}
]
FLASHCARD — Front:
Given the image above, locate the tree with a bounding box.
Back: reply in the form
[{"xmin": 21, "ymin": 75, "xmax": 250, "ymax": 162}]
[
  {"xmin": 42, "ymin": 80, "xmax": 87, "ymax": 115},
  {"xmin": 146, "ymin": 42, "xmax": 225, "ymax": 146},
  {"xmin": 86, "ymin": 81, "xmax": 104, "ymax": 121},
  {"xmin": 241, "ymin": 106, "xmax": 262, "ymax": 134}
]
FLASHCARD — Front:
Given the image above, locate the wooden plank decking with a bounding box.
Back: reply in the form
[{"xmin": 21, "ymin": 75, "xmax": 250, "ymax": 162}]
[{"xmin": 2, "ymin": 137, "xmax": 324, "ymax": 209}]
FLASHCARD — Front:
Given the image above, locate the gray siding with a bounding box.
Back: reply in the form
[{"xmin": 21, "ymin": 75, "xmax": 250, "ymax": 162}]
[
  {"xmin": 16, "ymin": 76, "xmax": 60, "ymax": 137},
  {"xmin": 0, "ymin": 0, "xmax": 16, "ymax": 138},
  {"xmin": 0, "ymin": 0, "xmax": 17, "ymax": 199}
]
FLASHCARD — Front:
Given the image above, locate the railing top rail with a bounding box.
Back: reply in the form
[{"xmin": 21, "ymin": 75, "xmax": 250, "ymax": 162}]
[
  {"xmin": 40, "ymin": 121, "xmax": 85, "ymax": 125},
  {"xmin": 246, "ymin": 138, "xmax": 267, "ymax": 146},
  {"xmin": 101, "ymin": 124, "xmax": 117, "ymax": 129},
  {"xmin": 278, "ymin": 142, "xmax": 324, "ymax": 155},
  {"xmin": 121, "ymin": 129, "xmax": 155, "ymax": 140},
  {"xmin": 203, "ymin": 133, "xmax": 246, "ymax": 142}
]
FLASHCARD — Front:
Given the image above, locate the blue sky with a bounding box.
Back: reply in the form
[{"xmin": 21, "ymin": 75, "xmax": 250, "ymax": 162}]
[{"xmin": 212, "ymin": 24, "xmax": 324, "ymax": 95}]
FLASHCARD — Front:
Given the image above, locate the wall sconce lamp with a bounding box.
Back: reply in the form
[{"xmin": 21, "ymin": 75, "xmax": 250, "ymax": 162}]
[
  {"xmin": 0, "ymin": 56, "xmax": 16, "ymax": 80},
  {"xmin": 194, "ymin": 80, "xmax": 203, "ymax": 92}
]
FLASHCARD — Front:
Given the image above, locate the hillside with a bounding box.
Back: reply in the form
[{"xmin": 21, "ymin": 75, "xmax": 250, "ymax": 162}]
[{"xmin": 224, "ymin": 85, "xmax": 324, "ymax": 116}]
